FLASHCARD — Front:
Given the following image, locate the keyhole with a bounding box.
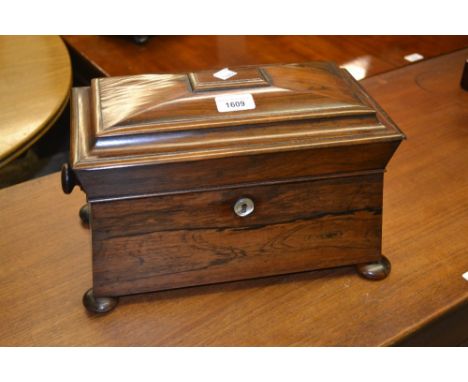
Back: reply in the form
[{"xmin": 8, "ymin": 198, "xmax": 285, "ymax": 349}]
[
  {"xmin": 234, "ymin": 197, "xmax": 254, "ymax": 217},
  {"xmin": 240, "ymin": 203, "xmax": 247, "ymax": 214}
]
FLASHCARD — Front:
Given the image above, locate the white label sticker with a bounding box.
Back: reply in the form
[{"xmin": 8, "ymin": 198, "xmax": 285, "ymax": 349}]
[
  {"xmin": 215, "ymin": 93, "xmax": 256, "ymax": 113},
  {"xmin": 213, "ymin": 68, "xmax": 237, "ymax": 80},
  {"xmin": 462, "ymin": 271, "xmax": 468, "ymax": 281},
  {"xmin": 404, "ymin": 53, "xmax": 424, "ymax": 62}
]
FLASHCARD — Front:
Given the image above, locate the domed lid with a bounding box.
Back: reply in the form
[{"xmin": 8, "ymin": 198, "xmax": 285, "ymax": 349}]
[{"xmin": 70, "ymin": 62, "xmax": 404, "ymax": 170}]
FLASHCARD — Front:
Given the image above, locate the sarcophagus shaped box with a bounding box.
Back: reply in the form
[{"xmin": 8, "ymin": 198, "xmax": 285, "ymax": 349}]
[{"xmin": 62, "ymin": 62, "xmax": 405, "ymax": 313}]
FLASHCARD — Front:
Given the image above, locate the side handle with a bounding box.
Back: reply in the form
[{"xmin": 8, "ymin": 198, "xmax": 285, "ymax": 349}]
[{"xmin": 61, "ymin": 163, "xmax": 77, "ymax": 194}]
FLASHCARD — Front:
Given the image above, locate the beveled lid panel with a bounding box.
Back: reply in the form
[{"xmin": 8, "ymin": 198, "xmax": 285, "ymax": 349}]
[
  {"xmin": 72, "ymin": 62, "xmax": 405, "ymax": 170},
  {"xmin": 93, "ymin": 73, "xmax": 189, "ymax": 136},
  {"xmin": 93, "ymin": 62, "xmax": 374, "ymax": 136},
  {"xmin": 189, "ymin": 67, "xmax": 270, "ymax": 92}
]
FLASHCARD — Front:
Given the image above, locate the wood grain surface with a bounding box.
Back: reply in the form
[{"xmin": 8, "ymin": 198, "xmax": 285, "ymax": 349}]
[
  {"xmin": 0, "ymin": 49, "xmax": 467, "ymax": 346},
  {"xmin": 62, "ymin": 36, "xmax": 468, "ymax": 82},
  {"xmin": 91, "ymin": 174, "xmax": 383, "ymax": 296},
  {"xmin": 0, "ymin": 36, "xmax": 71, "ymax": 167}
]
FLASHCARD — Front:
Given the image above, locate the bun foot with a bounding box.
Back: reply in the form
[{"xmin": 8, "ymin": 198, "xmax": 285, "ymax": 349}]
[
  {"xmin": 83, "ymin": 288, "xmax": 119, "ymax": 314},
  {"xmin": 356, "ymin": 255, "xmax": 391, "ymax": 281},
  {"xmin": 79, "ymin": 204, "xmax": 90, "ymax": 225}
]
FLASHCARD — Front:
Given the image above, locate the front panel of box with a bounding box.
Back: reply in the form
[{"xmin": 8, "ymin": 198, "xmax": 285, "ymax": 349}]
[{"xmin": 91, "ymin": 173, "xmax": 383, "ymax": 297}]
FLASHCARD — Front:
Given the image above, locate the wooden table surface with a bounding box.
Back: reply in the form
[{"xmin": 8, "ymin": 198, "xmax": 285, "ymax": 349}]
[
  {"xmin": 1, "ymin": 49, "xmax": 467, "ymax": 346},
  {"xmin": 63, "ymin": 35, "xmax": 468, "ymax": 82},
  {"xmin": 0, "ymin": 36, "xmax": 71, "ymax": 167}
]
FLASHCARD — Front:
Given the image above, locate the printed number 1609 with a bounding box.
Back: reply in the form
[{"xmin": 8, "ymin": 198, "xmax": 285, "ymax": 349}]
[{"xmin": 226, "ymin": 100, "xmax": 245, "ymax": 108}]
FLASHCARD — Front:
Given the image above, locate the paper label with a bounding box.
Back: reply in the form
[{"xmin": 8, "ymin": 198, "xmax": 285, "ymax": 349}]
[
  {"xmin": 213, "ymin": 68, "xmax": 237, "ymax": 80},
  {"xmin": 462, "ymin": 271, "xmax": 468, "ymax": 281},
  {"xmin": 215, "ymin": 93, "xmax": 256, "ymax": 113}
]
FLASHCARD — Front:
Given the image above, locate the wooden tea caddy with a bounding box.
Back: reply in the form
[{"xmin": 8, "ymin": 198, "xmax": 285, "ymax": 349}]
[{"xmin": 61, "ymin": 62, "xmax": 405, "ymax": 313}]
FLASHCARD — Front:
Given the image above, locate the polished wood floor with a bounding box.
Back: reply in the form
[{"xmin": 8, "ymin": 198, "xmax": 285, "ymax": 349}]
[{"xmin": 63, "ymin": 36, "xmax": 468, "ymax": 83}]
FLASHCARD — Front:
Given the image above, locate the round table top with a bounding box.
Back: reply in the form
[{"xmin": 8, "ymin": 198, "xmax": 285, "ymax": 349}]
[{"xmin": 0, "ymin": 36, "xmax": 71, "ymax": 167}]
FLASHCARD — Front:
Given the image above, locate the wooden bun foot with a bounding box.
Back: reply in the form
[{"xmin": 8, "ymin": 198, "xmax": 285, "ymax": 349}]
[
  {"xmin": 356, "ymin": 255, "xmax": 391, "ymax": 281},
  {"xmin": 79, "ymin": 204, "xmax": 90, "ymax": 225},
  {"xmin": 83, "ymin": 288, "xmax": 119, "ymax": 314}
]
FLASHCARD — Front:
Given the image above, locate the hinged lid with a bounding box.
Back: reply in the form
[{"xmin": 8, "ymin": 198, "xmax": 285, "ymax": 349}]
[{"xmin": 71, "ymin": 62, "xmax": 404, "ymax": 170}]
